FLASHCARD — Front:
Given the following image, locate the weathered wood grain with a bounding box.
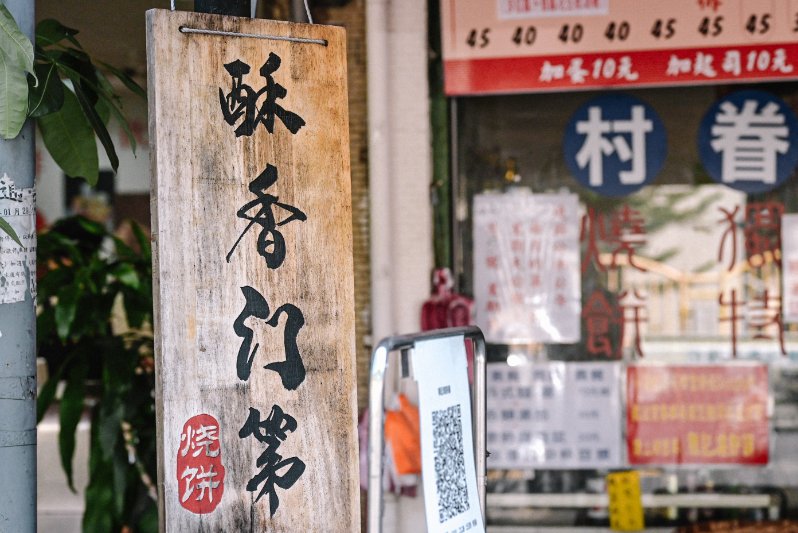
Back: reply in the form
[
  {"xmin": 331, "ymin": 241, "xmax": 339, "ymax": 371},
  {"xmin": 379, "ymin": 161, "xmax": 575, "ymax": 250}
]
[{"xmin": 146, "ymin": 9, "xmax": 359, "ymax": 531}]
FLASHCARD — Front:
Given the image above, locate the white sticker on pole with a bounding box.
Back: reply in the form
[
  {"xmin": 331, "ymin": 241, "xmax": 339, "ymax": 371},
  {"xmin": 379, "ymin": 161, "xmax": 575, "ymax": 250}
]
[
  {"xmin": 0, "ymin": 173, "xmax": 36, "ymax": 304},
  {"xmin": 412, "ymin": 336, "xmax": 485, "ymax": 533},
  {"xmin": 783, "ymin": 214, "xmax": 798, "ymax": 323}
]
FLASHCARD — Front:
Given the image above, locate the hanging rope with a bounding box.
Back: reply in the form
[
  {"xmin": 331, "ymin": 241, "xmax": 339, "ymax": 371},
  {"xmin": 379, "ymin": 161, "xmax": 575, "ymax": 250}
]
[{"xmin": 179, "ymin": 25, "xmax": 327, "ymax": 45}]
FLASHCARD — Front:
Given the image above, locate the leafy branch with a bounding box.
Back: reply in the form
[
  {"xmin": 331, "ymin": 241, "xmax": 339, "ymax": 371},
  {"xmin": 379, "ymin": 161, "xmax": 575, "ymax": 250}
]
[
  {"xmin": 0, "ymin": 8, "xmax": 144, "ymax": 242},
  {"xmin": 37, "ymin": 217, "xmax": 157, "ymax": 532}
]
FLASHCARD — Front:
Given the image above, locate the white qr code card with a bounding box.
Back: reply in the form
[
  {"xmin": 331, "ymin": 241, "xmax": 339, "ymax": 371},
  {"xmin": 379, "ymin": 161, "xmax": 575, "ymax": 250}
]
[{"xmin": 412, "ymin": 336, "xmax": 485, "ymax": 533}]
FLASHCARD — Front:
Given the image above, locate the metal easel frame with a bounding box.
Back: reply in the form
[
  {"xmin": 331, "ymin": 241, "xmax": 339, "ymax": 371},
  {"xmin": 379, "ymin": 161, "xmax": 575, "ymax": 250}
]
[{"xmin": 367, "ymin": 326, "xmax": 487, "ymax": 532}]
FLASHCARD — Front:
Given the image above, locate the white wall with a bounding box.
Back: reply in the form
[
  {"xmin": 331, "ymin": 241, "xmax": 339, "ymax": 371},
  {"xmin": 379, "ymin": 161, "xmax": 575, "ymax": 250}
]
[
  {"xmin": 367, "ymin": 0, "xmax": 433, "ymax": 531},
  {"xmin": 368, "ymin": 0, "xmax": 433, "ymax": 343}
]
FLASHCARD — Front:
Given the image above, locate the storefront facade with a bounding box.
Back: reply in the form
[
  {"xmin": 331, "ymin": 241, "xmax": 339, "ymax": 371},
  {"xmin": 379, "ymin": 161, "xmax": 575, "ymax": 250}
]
[{"xmin": 440, "ymin": 0, "xmax": 798, "ymax": 529}]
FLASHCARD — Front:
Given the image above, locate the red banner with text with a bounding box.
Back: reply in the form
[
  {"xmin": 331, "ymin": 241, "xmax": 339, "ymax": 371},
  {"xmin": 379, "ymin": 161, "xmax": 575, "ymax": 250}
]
[
  {"xmin": 442, "ymin": 0, "xmax": 798, "ymax": 94},
  {"xmin": 627, "ymin": 365, "xmax": 769, "ymax": 465}
]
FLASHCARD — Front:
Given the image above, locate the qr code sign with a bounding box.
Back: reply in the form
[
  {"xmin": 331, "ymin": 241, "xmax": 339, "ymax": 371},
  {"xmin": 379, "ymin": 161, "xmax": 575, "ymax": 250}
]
[{"xmin": 432, "ymin": 404, "xmax": 470, "ymax": 523}]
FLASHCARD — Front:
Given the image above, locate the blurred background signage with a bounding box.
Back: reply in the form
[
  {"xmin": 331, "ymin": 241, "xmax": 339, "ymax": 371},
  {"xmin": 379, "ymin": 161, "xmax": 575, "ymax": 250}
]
[
  {"xmin": 627, "ymin": 365, "xmax": 769, "ymax": 465},
  {"xmin": 442, "ymin": 0, "xmax": 798, "ymax": 94}
]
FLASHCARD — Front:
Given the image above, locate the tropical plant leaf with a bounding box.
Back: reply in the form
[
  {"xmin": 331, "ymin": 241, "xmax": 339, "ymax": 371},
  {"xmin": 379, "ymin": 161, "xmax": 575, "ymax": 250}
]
[
  {"xmin": 0, "ymin": 46, "xmax": 29, "ymax": 139},
  {"xmin": 83, "ymin": 426, "xmax": 116, "ymax": 533},
  {"xmin": 111, "ymin": 446, "xmax": 127, "ymax": 516},
  {"xmin": 28, "ymin": 61, "xmax": 63, "ymax": 117},
  {"xmin": 59, "ymin": 359, "xmax": 88, "ymax": 491},
  {"xmin": 35, "ymin": 18, "xmax": 80, "ymax": 48},
  {"xmin": 95, "ymin": 70, "xmax": 136, "ymax": 153},
  {"xmin": 71, "ymin": 79, "xmax": 118, "ymax": 172},
  {"xmin": 0, "ymin": 4, "xmax": 34, "ymax": 74},
  {"xmin": 37, "ymin": 85, "xmax": 98, "ymax": 184},
  {"xmin": 45, "ymin": 48, "xmax": 100, "ymax": 110},
  {"xmin": 99, "ymin": 61, "xmax": 145, "ymax": 100},
  {"xmin": 97, "ymin": 404, "xmax": 122, "ymax": 460},
  {"xmin": 55, "ymin": 283, "xmax": 79, "ymax": 341},
  {"xmin": 112, "ymin": 263, "xmax": 140, "ymax": 290},
  {"xmin": 131, "ymin": 222, "xmax": 151, "ymax": 261},
  {"xmin": 37, "ymin": 367, "xmax": 62, "ymax": 422},
  {"xmin": 0, "ymin": 215, "xmax": 21, "ymax": 246}
]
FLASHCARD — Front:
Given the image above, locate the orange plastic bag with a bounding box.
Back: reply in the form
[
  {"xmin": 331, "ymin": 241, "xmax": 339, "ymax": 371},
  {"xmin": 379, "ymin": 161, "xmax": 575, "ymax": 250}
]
[{"xmin": 384, "ymin": 394, "xmax": 421, "ymax": 475}]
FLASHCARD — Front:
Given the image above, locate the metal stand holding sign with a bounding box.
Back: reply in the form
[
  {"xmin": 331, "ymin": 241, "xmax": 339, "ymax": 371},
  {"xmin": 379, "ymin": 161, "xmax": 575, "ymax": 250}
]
[{"xmin": 368, "ymin": 326, "xmax": 487, "ymax": 533}]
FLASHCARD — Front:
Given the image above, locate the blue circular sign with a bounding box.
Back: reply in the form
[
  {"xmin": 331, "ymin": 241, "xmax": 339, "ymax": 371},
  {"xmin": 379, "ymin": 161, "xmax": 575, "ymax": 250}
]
[
  {"xmin": 698, "ymin": 90, "xmax": 798, "ymax": 194},
  {"xmin": 563, "ymin": 94, "xmax": 667, "ymax": 197}
]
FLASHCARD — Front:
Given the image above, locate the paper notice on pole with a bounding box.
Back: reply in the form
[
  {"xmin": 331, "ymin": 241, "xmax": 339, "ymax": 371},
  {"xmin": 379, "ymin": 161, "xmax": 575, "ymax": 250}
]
[
  {"xmin": 783, "ymin": 214, "xmax": 798, "ymax": 323},
  {"xmin": 473, "ymin": 191, "xmax": 581, "ymax": 344},
  {"xmin": 486, "ymin": 361, "xmax": 623, "ymax": 469},
  {"xmin": 412, "ymin": 336, "xmax": 485, "ymax": 533},
  {"xmin": 0, "ymin": 173, "xmax": 36, "ymax": 304}
]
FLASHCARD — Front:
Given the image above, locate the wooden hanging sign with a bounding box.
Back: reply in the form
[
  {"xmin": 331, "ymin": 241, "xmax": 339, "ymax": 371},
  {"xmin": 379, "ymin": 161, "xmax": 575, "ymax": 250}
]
[{"xmin": 146, "ymin": 9, "xmax": 358, "ymax": 531}]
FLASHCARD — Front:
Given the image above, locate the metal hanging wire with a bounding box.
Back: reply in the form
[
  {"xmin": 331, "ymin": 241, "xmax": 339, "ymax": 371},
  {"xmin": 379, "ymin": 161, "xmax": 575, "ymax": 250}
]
[{"xmin": 303, "ymin": 0, "xmax": 313, "ymax": 24}]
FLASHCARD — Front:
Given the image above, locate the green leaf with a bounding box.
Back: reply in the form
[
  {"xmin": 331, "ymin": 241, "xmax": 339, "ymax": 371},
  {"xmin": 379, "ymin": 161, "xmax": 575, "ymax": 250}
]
[
  {"xmin": 72, "ymin": 80, "xmax": 118, "ymax": 172},
  {"xmin": 97, "ymin": 405, "xmax": 121, "ymax": 460},
  {"xmin": 131, "ymin": 222, "xmax": 151, "ymax": 261},
  {"xmin": 75, "ymin": 216, "xmax": 106, "ymax": 235},
  {"xmin": 111, "ymin": 449, "xmax": 127, "ymax": 516},
  {"xmin": 138, "ymin": 504, "xmax": 159, "ymax": 533},
  {"xmin": 99, "ymin": 61, "xmax": 146, "ymax": 100},
  {"xmin": 94, "ymin": 92, "xmax": 110, "ymax": 125},
  {"xmin": 0, "ymin": 4, "xmax": 34, "ymax": 74},
  {"xmin": 54, "ymin": 283, "xmax": 79, "ymax": 341},
  {"xmin": 95, "ymin": 70, "xmax": 137, "ymax": 154},
  {"xmin": 59, "ymin": 360, "xmax": 88, "ymax": 492},
  {"xmin": 36, "ymin": 365, "xmax": 63, "ymax": 422},
  {"xmin": 83, "ymin": 438, "xmax": 116, "ymax": 533},
  {"xmin": 38, "ymin": 85, "xmax": 98, "ymax": 184},
  {"xmin": 27, "ymin": 61, "xmax": 63, "ymax": 117},
  {"xmin": 112, "ymin": 263, "xmax": 140, "ymax": 290},
  {"xmin": 0, "ymin": 215, "xmax": 21, "ymax": 246},
  {"xmin": 0, "ymin": 46, "xmax": 28, "ymax": 139},
  {"xmin": 35, "ymin": 19, "xmax": 80, "ymax": 48}
]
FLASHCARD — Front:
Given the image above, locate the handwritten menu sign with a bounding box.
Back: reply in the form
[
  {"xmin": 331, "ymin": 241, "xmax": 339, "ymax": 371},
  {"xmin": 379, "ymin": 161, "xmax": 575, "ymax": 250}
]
[
  {"xmin": 147, "ymin": 10, "xmax": 358, "ymax": 531},
  {"xmin": 473, "ymin": 191, "xmax": 580, "ymax": 344},
  {"xmin": 442, "ymin": 0, "xmax": 798, "ymax": 94}
]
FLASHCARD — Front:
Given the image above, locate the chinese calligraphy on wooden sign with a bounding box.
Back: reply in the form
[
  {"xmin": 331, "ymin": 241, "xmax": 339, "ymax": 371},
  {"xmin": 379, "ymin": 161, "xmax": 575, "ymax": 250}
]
[{"xmin": 147, "ymin": 10, "xmax": 358, "ymax": 531}]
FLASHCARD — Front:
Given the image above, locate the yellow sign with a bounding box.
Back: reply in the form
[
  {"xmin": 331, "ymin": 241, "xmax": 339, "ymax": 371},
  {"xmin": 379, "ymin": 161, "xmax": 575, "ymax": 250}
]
[{"xmin": 607, "ymin": 471, "xmax": 644, "ymax": 531}]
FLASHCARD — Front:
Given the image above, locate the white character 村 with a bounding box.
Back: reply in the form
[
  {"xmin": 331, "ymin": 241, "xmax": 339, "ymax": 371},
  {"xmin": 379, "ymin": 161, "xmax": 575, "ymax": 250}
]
[{"xmin": 575, "ymin": 105, "xmax": 653, "ymax": 186}]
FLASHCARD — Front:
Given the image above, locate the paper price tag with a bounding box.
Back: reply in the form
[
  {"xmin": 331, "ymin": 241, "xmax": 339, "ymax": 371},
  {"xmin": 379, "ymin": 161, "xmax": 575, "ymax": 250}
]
[{"xmin": 607, "ymin": 471, "xmax": 644, "ymax": 532}]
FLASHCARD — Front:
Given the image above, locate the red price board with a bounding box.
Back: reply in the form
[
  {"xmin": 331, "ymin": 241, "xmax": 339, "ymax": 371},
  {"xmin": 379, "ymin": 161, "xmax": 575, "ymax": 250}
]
[
  {"xmin": 442, "ymin": 0, "xmax": 798, "ymax": 95},
  {"xmin": 627, "ymin": 365, "xmax": 769, "ymax": 465}
]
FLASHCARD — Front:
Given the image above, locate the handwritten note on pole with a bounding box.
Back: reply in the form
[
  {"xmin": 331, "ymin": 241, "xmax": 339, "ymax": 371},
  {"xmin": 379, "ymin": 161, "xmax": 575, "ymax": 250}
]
[
  {"xmin": 147, "ymin": 10, "xmax": 359, "ymax": 531},
  {"xmin": 0, "ymin": 173, "xmax": 36, "ymax": 304}
]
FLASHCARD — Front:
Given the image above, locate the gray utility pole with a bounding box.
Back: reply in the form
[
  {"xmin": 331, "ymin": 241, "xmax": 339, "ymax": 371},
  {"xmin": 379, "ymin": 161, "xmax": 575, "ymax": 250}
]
[{"xmin": 0, "ymin": 1, "xmax": 36, "ymax": 532}]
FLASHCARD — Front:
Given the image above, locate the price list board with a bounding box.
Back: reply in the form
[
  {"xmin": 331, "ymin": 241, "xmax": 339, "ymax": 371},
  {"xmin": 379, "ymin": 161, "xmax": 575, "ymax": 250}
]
[{"xmin": 442, "ymin": 0, "xmax": 798, "ymax": 94}]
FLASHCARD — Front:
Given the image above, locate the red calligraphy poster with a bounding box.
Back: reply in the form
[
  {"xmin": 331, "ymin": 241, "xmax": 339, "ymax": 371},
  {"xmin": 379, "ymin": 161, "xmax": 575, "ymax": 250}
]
[{"xmin": 627, "ymin": 365, "xmax": 769, "ymax": 465}]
